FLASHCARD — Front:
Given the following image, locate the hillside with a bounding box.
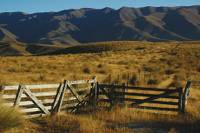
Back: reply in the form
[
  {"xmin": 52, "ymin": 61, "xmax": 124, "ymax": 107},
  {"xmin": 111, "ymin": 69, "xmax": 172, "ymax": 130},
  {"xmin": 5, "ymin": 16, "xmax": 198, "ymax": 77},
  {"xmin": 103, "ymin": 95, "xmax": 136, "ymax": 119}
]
[
  {"xmin": 0, "ymin": 41, "xmax": 65, "ymax": 56},
  {"xmin": 0, "ymin": 5, "xmax": 200, "ymax": 47},
  {"xmin": 1, "ymin": 41, "xmax": 200, "ymax": 84},
  {"xmin": 1, "ymin": 40, "xmax": 200, "ymax": 56}
]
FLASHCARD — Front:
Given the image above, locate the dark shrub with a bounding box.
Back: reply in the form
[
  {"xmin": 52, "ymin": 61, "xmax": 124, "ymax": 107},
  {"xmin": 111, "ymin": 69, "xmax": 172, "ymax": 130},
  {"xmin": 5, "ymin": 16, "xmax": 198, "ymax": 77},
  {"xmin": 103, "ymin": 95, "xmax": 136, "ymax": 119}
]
[
  {"xmin": 129, "ymin": 74, "xmax": 137, "ymax": 85},
  {"xmin": 147, "ymin": 79, "xmax": 158, "ymax": 85},
  {"xmin": 97, "ymin": 64, "xmax": 103, "ymax": 68},
  {"xmin": 165, "ymin": 69, "xmax": 175, "ymax": 75},
  {"xmin": 83, "ymin": 67, "xmax": 91, "ymax": 74}
]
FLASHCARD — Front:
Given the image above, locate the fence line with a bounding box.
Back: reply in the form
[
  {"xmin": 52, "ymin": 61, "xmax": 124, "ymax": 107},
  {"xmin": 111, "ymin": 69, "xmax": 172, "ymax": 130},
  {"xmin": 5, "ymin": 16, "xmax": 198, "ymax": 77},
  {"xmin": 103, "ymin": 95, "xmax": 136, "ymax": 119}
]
[
  {"xmin": 0, "ymin": 78, "xmax": 97, "ymax": 118},
  {"xmin": 97, "ymin": 81, "xmax": 191, "ymax": 113},
  {"xmin": 0, "ymin": 78, "xmax": 191, "ymax": 118}
]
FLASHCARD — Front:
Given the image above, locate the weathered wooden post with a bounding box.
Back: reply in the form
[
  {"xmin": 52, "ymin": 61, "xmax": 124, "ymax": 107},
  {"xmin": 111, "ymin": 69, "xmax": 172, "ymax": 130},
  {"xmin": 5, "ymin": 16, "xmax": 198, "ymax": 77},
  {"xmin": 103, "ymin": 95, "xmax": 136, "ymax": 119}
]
[
  {"xmin": 0, "ymin": 85, "xmax": 5, "ymax": 104},
  {"xmin": 57, "ymin": 80, "xmax": 67, "ymax": 112},
  {"xmin": 51, "ymin": 82, "xmax": 66, "ymax": 114},
  {"xmin": 108, "ymin": 83, "xmax": 115, "ymax": 110},
  {"xmin": 91, "ymin": 76, "xmax": 98, "ymax": 108},
  {"xmin": 178, "ymin": 87, "xmax": 183, "ymax": 113},
  {"xmin": 96, "ymin": 82, "xmax": 99, "ymax": 105},
  {"xmin": 13, "ymin": 85, "xmax": 24, "ymax": 107},
  {"xmin": 182, "ymin": 81, "xmax": 191, "ymax": 113},
  {"xmin": 116, "ymin": 83, "xmax": 126, "ymax": 107},
  {"xmin": 0, "ymin": 85, "xmax": 4, "ymax": 96}
]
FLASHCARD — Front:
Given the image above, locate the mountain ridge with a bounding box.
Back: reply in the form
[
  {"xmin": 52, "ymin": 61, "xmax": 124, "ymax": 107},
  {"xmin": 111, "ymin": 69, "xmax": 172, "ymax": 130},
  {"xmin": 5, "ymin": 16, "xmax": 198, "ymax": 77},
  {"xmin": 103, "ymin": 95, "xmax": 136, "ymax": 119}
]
[
  {"xmin": 0, "ymin": 5, "xmax": 200, "ymax": 44},
  {"xmin": 0, "ymin": 5, "xmax": 200, "ymax": 55}
]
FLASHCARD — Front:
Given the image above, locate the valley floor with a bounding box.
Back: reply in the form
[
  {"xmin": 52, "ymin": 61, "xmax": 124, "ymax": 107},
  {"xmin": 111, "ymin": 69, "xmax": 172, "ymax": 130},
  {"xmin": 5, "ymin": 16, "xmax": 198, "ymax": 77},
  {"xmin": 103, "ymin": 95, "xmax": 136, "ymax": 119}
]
[{"xmin": 0, "ymin": 41, "xmax": 200, "ymax": 133}]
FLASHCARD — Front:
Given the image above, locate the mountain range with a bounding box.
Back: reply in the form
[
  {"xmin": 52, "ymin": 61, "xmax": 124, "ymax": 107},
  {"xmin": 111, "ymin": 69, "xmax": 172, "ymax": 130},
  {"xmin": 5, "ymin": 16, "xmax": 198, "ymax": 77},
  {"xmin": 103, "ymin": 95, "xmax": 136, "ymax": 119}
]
[{"xmin": 0, "ymin": 5, "xmax": 200, "ymax": 55}]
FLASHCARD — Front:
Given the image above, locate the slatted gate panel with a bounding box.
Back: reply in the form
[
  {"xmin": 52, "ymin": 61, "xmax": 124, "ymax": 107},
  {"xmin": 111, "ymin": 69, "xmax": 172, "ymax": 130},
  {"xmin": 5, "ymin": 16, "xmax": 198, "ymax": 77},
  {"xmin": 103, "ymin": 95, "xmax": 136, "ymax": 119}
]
[
  {"xmin": 0, "ymin": 78, "xmax": 96, "ymax": 118},
  {"xmin": 60, "ymin": 79, "xmax": 96, "ymax": 112},
  {"xmin": 2, "ymin": 84, "xmax": 60, "ymax": 118},
  {"xmin": 0, "ymin": 79, "xmax": 190, "ymax": 117},
  {"xmin": 97, "ymin": 82, "xmax": 191, "ymax": 113}
]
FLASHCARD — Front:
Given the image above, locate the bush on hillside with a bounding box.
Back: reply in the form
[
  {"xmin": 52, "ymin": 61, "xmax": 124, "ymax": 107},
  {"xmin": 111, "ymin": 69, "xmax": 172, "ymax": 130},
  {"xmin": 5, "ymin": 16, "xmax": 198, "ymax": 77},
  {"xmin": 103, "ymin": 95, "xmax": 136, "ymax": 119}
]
[
  {"xmin": 165, "ymin": 69, "xmax": 176, "ymax": 75},
  {"xmin": 83, "ymin": 67, "xmax": 91, "ymax": 74},
  {"xmin": 147, "ymin": 79, "xmax": 158, "ymax": 85},
  {"xmin": 129, "ymin": 74, "xmax": 137, "ymax": 85}
]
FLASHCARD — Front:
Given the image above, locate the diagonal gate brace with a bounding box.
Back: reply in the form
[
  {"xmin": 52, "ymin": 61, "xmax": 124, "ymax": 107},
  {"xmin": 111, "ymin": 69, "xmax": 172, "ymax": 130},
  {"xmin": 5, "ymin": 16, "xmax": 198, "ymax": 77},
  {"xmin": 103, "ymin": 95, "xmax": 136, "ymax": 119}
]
[
  {"xmin": 130, "ymin": 89, "xmax": 179, "ymax": 107},
  {"xmin": 13, "ymin": 85, "xmax": 24, "ymax": 107},
  {"xmin": 51, "ymin": 83, "xmax": 66, "ymax": 113},
  {"xmin": 51, "ymin": 80, "xmax": 68, "ymax": 113},
  {"xmin": 67, "ymin": 84, "xmax": 83, "ymax": 103},
  {"xmin": 23, "ymin": 86, "xmax": 50, "ymax": 115}
]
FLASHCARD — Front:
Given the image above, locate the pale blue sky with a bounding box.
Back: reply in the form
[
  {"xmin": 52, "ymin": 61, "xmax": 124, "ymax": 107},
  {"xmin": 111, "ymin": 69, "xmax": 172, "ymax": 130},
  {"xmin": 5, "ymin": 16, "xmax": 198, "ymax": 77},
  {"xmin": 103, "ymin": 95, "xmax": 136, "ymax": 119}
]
[{"xmin": 0, "ymin": 0, "xmax": 200, "ymax": 13}]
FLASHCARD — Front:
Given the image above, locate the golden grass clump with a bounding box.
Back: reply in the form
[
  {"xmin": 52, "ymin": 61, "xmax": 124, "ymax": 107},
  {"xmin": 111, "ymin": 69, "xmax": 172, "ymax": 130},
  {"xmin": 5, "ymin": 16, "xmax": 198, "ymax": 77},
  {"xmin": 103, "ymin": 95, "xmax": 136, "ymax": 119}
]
[
  {"xmin": 29, "ymin": 113, "xmax": 132, "ymax": 133},
  {"xmin": 0, "ymin": 99, "xmax": 24, "ymax": 132},
  {"xmin": 35, "ymin": 114, "xmax": 80, "ymax": 133}
]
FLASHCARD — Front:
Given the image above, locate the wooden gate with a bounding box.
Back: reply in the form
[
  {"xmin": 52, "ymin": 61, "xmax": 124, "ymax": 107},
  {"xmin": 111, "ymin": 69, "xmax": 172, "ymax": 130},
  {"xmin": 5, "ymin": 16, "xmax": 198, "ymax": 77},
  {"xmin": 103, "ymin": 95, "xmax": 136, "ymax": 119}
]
[
  {"xmin": 98, "ymin": 81, "xmax": 191, "ymax": 113},
  {"xmin": 0, "ymin": 79, "xmax": 192, "ymax": 118},
  {"xmin": 0, "ymin": 77, "xmax": 97, "ymax": 118}
]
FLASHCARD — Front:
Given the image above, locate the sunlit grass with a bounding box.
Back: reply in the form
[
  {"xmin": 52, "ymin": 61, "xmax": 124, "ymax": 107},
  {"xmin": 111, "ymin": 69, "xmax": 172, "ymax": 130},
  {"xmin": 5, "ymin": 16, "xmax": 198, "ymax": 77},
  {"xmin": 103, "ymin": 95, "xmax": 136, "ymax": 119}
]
[
  {"xmin": 0, "ymin": 99, "xmax": 24, "ymax": 132},
  {"xmin": 1, "ymin": 41, "xmax": 200, "ymax": 133}
]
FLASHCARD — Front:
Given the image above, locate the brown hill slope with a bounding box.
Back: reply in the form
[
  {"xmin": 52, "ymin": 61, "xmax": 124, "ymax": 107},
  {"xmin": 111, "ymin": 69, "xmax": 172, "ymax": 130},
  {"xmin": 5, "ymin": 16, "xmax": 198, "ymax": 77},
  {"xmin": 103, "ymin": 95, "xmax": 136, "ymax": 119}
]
[{"xmin": 0, "ymin": 6, "xmax": 200, "ymax": 46}]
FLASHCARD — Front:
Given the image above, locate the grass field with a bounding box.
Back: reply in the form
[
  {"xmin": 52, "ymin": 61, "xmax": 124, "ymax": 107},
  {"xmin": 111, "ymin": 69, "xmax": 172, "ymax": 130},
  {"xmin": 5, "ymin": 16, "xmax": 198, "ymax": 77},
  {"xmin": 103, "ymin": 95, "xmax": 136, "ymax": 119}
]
[{"xmin": 0, "ymin": 41, "xmax": 200, "ymax": 132}]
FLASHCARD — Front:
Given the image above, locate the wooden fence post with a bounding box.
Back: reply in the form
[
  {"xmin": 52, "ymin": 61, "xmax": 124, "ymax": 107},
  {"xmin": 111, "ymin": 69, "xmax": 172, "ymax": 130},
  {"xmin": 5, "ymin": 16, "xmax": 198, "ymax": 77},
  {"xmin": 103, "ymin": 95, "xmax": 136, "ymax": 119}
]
[
  {"xmin": 51, "ymin": 83, "xmax": 64, "ymax": 114},
  {"xmin": 178, "ymin": 87, "xmax": 183, "ymax": 113},
  {"xmin": 57, "ymin": 80, "xmax": 67, "ymax": 112},
  {"xmin": 92, "ymin": 76, "xmax": 98, "ymax": 108},
  {"xmin": 182, "ymin": 81, "xmax": 191, "ymax": 113},
  {"xmin": 110, "ymin": 83, "xmax": 116, "ymax": 109},
  {"xmin": 121, "ymin": 83, "xmax": 126, "ymax": 106},
  {"xmin": 116, "ymin": 83, "xmax": 126, "ymax": 106},
  {"xmin": 96, "ymin": 82, "xmax": 99, "ymax": 101},
  {"xmin": 14, "ymin": 85, "xmax": 24, "ymax": 107},
  {"xmin": 0, "ymin": 85, "xmax": 5, "ymax": 96}
]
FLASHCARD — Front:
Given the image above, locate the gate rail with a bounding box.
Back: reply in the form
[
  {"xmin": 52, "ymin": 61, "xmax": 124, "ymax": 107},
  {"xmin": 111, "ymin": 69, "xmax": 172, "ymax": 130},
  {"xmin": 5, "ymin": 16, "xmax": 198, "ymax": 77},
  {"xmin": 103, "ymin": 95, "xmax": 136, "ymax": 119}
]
[
  {"xmin": 0, "ymin": 77, "xmax": 97, "ymax": 118},
  {"xmin": 97, "ymin": 81, "xmax": 191, "ymax": 113},
  {"xmin": 0, "ymin": 79, "xmax": 192, "ymax": 118}
]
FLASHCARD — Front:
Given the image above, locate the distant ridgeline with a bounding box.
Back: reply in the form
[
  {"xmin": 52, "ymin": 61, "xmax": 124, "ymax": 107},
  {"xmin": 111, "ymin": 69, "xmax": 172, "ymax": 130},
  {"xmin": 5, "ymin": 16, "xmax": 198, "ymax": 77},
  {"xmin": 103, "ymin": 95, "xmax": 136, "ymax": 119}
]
[{"xmin": 0, "ymin": 5, "xmax": 200, "ymax": 46}]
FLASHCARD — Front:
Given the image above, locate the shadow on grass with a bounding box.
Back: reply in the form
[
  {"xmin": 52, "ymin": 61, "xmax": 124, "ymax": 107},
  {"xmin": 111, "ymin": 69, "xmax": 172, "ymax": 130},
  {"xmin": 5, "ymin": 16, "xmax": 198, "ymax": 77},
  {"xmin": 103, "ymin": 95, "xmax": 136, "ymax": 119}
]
[
  {"xmin": 30, "ymin": 115, "xmax": 80, "ymax": 133},
  {"xmin": 106, "ymin": 119, "xmax": 200, "ymax": 133}
]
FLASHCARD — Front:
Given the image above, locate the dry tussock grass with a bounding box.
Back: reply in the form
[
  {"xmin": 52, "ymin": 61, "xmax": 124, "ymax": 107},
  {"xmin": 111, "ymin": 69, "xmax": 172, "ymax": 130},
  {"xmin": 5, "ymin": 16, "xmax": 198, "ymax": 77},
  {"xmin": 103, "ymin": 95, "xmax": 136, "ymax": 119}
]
[
  {"xmin": 0, "ymin": 41, "xmax": 200, "ymax": 132},
  {"xmin": 0, "ymin": 99, "xmax": 24, "ymax": 132},
  {"xmin": 5, "ymin": 107, "xmax": 200, "ymax": 133},
  {"xmin": 0, "ymin": 41, "xmax": 199, "ymax": 85}
]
